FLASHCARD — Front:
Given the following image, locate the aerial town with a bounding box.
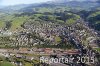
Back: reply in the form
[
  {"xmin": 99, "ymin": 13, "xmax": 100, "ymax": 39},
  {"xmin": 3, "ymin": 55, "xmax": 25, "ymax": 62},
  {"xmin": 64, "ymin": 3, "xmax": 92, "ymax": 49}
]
[
  {"xmin": 0, "ymin": 0, "xmax": 100, "ymax": 66},
  {"xmin": 0, "ymin": 19, "xmax": 100, "ymax": 66}
]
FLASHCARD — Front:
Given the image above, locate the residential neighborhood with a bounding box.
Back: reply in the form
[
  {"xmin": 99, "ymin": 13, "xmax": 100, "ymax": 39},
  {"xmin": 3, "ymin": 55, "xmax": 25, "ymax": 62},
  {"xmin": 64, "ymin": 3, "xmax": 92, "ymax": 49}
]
[{"xmin": 0, "ymin": 0, "xmax": 100, "ymax": 66}]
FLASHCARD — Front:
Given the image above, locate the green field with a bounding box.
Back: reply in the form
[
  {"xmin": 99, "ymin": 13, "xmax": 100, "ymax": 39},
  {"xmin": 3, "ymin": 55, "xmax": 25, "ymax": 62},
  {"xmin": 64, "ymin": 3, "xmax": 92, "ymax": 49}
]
[
  {"xmin": 0, "ymin": 21, "xmax": 5, "ymax": 28},
  {"xmin": 95, "ymin": 48, "xmax": 100, "ymax": 53},
  {"xmin": 25, "ymin": 62, "xmax": 32, "ymax": 66},
  {"xmin": 0, "ymin": 62, "xmax": 14, "ymax": 66},
  {"xmin": 10, "ymin": 16, "xmax": 29, "ymax": 31}
]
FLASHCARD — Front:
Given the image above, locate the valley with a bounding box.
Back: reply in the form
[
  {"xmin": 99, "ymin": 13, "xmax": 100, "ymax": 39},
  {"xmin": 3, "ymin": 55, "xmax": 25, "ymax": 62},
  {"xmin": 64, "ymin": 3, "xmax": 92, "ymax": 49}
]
[{"xmin": 0, "ymin": 0, "xmax": 100, "ymax": 66}]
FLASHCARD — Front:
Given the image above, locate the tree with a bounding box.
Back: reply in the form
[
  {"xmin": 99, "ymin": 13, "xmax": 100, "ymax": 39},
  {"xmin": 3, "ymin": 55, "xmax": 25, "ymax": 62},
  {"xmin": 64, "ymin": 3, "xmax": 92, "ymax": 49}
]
[{"xmin": 5, "ymin": 21, "xmax": 12, "ymax": 30}]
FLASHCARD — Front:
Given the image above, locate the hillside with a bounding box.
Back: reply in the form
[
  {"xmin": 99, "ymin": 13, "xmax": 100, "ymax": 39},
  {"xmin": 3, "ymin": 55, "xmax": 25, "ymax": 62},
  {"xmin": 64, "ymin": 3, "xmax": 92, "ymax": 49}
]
[
  {"xmin": 87, "ymin": 11, "xmax": 100, "ymax": 30},
  {"xmin": 0, "ymin": 0, "xmax": 99, "ymax": 31}
]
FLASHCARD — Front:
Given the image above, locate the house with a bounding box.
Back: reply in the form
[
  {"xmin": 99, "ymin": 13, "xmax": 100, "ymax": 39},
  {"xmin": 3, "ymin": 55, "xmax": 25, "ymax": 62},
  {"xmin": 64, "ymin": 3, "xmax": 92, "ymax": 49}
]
[{"xmin": 16, "ymin": 54, "xmax": 23, "ymax": 58}]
